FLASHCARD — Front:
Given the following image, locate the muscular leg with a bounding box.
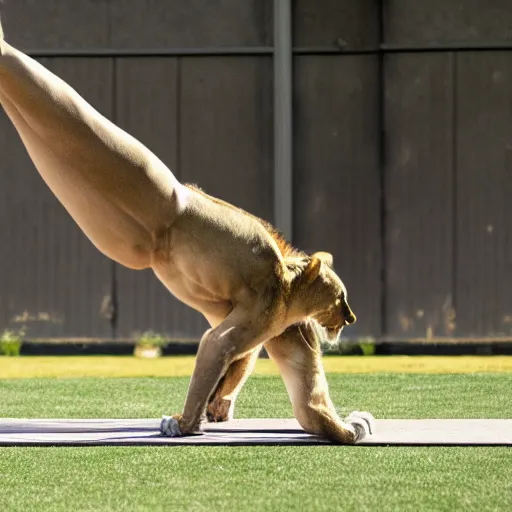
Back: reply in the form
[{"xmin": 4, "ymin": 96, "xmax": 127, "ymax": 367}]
[
  {"xmin": 207, "ymin": 347, "xmax": 261, "ymax": 422},
  {"xmin": 0, "ymin": 37, "xmax": 185, "ymax": 268},
  {"xmin": 161, "ymin": 308, "xmax": 274, "ymax": 435},
  {"xmin": 264, "ymin": 322, "xmax": 374, "ymax": 444}
]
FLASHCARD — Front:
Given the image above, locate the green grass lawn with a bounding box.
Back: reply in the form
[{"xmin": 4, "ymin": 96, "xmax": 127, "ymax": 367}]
[{"xmin": 1, "ymin": 370, "xmax": 511, "ymax": 511}]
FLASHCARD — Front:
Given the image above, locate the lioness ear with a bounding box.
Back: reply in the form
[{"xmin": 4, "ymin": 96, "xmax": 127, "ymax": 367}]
[
  {"xmin": 304, "ymin": 256, "xmax": 322, "ymax": 283},
  {"xmin": 312, "ymin": 251, "xmax": 334, "ymax": 268}
]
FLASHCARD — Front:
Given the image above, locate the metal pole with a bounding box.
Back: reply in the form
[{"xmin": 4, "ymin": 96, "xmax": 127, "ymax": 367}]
[{"xmin": 273, "ymin": 0, "xmax": 293, "ymax": 241}]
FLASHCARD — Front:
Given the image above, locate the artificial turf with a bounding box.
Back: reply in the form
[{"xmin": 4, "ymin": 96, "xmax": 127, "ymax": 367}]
[
  {"xmin": 0, "ymin": 363, "xmax": 511, "ymax": 511},
  {"xmin": 1, "ymin": 373, "xmax": 512, "ymax": 419},
  {"xmin": 1, "ymin": 445, "xmax": 510, "ymax": 512}
]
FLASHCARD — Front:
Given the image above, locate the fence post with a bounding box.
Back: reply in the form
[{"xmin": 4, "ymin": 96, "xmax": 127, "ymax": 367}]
[{"xmin": 273, "ymin": 0, "xmax": 293, "ymax": 241}]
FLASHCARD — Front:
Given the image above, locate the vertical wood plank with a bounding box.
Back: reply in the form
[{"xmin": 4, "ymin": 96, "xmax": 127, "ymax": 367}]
[
  {"xmin": 294, "ymin": 55, "xmax": 381, "ymax": 337},
  {"xmin": 180, "ymin": 57, "xmax": 274, "ymax": 221},
  {"xmin": 294, "ymin": 0, "xmax": 379, "ymax": 49},
  {"xmin": 384, "ymin": 53, "xmax": 454, "ymax": 339},
  {"xmin": 109, "ymin": 0, "xmax": 272, "ymax": 48},
  {"xmin": 455, "ymin": 52, "xmax": 512, "ymax": 337},
  {"xmin": 115, "ymin": 58, "xmax": 178, "ymax": 175},
  {"xmin": 1, "ymin": 0, "xmax": 109, "ymax": 49},
  {"xmin": 384, "ymin": 0, "xmax": 512, "ymax": 45}
]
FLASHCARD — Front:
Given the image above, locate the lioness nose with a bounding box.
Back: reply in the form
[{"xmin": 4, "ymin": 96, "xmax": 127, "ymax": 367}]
[
  {"xmin": 344, "ymin": 315, "xmax": 356, "ymax": 326},
  {"xmin": 342, "ymin": 301, "xmax": 356, "ymax": 325}
]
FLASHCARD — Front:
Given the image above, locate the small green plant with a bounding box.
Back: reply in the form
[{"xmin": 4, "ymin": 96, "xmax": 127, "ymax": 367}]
[
  {"xmin": 0, "ymin": 328, "xmax": 25, "ymax": 356},
  {"xmin": 358, "ymin": 337, "xmax": 376, "ymax": 356},
  {"xmin": 136, "ymin": 331, "xmax": 167, "ymax": 348},
  {"xmin": 134, "ymin": 331, "xmax": 168, "ymax": 358},
  {"xmin": 321, "ymin": 336, "xmax": 376, "ymax": 356}
]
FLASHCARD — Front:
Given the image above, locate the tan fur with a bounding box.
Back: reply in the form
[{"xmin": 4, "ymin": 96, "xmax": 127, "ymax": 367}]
[{"xmin": 0, "ymin": 26, "xmax": 364, "ymax": 443}]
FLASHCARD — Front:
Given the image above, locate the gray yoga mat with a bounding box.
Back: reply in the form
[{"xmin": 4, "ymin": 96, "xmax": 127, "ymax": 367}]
[{"xmin": 0, "ymin": 418, "xmax": 510, "ymax": 446}]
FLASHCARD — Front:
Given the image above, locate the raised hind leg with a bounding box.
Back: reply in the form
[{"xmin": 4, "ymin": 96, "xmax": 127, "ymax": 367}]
[
  {"xmin": 0, "ymin": 34, "xmax": 185, "ymax": 269},
  {"xmin": 264, "ymin": 322, "xmax": 375, "ymax": 444},
  {"xmin": 206, "ymin": 347, "xmax": 261, "ymax": 422}
]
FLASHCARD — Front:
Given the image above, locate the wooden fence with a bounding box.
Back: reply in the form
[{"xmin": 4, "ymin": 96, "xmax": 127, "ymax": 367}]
[{"xmin": 1, "ymin": 1, "xmax": 511, "ymax": 342}]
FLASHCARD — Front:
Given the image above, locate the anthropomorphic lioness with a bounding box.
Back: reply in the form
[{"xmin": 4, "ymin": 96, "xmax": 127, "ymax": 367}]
[{"xmin": 0, "ymin": 19, "xmax": 374, "ymax": 443}]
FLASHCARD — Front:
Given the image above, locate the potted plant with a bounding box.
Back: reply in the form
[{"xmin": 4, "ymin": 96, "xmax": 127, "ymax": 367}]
[
  {"xmin": 0, "ymin": 328, "xmax": 26, "ymax": 356},
  {"xmin": 133, "ymin": 331, "xmax": 167, "ymax": 358}
]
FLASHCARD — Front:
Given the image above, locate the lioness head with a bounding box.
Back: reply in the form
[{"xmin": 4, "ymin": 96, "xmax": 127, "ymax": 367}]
[{"xmin": 289, "ymin": 251, "xmax": 356, "ymax": 343}]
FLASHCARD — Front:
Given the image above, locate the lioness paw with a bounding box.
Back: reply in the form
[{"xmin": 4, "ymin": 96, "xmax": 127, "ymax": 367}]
[
  {"xmin": 346, "ymin": 411, "xmax": 376, "ymax": 441},
  {"xmin": 160, "ymin": 415, "xmax": 182, "ymax": 437},
  {"xmin": 206, "ymin": 397, "xmax": 232, "ymax": 423},
  {"xmin": 347, "ymin": 411, "xmax": 376, "ymax": 435}
]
